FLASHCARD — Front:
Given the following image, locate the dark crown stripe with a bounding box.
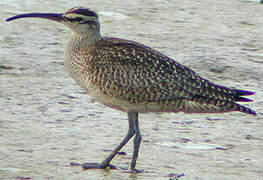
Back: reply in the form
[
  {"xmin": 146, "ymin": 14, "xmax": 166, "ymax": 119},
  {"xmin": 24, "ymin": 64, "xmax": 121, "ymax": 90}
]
[{"xmin": 66, "ymin": 7, "xmax": 98, "ymax": 18}]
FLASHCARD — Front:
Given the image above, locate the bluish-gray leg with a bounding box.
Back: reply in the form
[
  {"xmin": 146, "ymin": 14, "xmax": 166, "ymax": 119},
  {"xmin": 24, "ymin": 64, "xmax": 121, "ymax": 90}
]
[
  {"xmin": 130, "ymin": 112, "xmax": 142, "ymax": 172},
  {"xmin": 71, "ymin": 111, "xmax": 138, "ymax": 170}
]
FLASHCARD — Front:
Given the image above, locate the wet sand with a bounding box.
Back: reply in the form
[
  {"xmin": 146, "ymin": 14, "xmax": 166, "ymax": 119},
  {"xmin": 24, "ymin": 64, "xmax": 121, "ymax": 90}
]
[{"xmin": 1, "ymin": 0, "xmax": 263, "ymax": 179}]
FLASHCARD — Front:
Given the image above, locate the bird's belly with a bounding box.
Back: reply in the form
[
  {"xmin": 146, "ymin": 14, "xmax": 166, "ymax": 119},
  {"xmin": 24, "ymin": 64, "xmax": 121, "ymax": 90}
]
[{"xmin": 83, "ymin": 84, "xmax": 177, "ymax": 113}]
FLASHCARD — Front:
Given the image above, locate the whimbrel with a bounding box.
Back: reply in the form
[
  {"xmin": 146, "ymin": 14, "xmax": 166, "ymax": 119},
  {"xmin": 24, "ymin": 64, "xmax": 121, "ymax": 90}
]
[{"xmin": 6, "ymin": 7, "xmax": 256, "ymax": 172}]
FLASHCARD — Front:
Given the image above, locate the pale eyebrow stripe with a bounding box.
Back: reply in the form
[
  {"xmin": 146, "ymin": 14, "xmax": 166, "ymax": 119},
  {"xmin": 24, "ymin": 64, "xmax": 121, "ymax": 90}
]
[{"xmin": 63, "ymin": 14, "xmax": 97, "ymax": 21}]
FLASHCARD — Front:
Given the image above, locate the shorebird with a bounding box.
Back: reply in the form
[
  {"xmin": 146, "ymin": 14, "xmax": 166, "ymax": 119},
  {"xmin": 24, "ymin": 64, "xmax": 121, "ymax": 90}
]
[{"xmin": 6, "ymin": 7, "xmax": 256, "ymax": 172}]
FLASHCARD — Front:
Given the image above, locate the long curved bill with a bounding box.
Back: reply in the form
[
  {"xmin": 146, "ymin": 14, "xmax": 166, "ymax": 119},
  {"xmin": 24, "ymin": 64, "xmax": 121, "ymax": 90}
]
[{"xmin": 6, "ymin": 13, "xmax": 63, "ymax": 22}]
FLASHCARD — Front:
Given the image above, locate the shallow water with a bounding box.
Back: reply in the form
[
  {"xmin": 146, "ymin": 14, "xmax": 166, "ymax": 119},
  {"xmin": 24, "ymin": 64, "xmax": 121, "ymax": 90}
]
[{"xmin": 1, "ymin": 0, "xmax": 263, "ymax": 179}]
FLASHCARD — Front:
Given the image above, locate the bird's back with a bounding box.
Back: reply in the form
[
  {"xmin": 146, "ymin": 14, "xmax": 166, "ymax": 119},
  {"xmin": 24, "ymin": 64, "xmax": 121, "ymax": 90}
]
[{"xmin": 65, "ymin": 37, "xmax": 256, "ymax": 115}]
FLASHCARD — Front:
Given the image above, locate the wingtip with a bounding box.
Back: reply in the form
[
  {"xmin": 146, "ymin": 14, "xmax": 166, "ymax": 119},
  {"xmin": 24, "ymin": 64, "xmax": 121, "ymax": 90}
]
[
  {"xmin": 234, "ymin": 89, "xmax": 255, "ymax": 96},
  {"xmin": 235, "ymin": 96, "xmax": 253, "ymax": 102}
]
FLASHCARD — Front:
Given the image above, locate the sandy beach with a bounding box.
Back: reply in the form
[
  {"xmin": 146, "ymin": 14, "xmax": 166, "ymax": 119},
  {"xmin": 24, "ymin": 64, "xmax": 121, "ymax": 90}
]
[{"xmin": 1, "ymin": 0, "xmax": 263, "ymax": 179}]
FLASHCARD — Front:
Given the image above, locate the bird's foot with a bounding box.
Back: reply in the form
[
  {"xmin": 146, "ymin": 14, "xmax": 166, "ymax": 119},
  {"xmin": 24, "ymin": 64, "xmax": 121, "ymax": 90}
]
[
  {"xmin": 119, "ymin": 167, "xmax": 144, "ymax": 174},
  {"xmin": 70, "ymin": 162, "xmax": 117, "ymax": 170},
  {"xmin": 126, "ymin": 168, "xmax": 144, "ymax": 174},
  {"xmin": 82, "ymin": 163, "xmax": 117, "ymax": 170}
]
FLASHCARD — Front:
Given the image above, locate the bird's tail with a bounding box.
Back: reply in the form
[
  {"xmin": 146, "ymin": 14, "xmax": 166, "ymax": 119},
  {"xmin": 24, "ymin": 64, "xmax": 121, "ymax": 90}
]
[
  {"xmin": 181, "ymin": 95, "xmax": 256, "ymax": 115},
  {"xmin": 232, "ymin": 89, "xmax": 256, "ymax": 115},
  {"xmin": 234, "ymin": 102, "xmax": 256, "ymax": 115}
]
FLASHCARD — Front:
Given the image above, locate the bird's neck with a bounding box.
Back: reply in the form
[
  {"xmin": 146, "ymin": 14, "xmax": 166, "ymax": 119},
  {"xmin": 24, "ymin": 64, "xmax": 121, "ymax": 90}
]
[{"xmin": 66, "ymin": 30, "xmax": 102, "ymax": 54}]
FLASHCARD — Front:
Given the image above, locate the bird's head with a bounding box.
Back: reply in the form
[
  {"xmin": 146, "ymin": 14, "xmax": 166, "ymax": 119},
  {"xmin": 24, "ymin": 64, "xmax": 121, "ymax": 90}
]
[{"xmin": 6, "ymin": 7, "xmax": 100, "ymax": 34}]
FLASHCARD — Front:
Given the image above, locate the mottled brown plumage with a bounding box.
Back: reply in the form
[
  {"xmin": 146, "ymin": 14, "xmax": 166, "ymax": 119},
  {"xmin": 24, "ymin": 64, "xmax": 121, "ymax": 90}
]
[
  {"xmin": 66, "ymin": 36, "xmax": 255, "ymax": 115},
  {"xmin": 6, "ymin": 6, "xmax": 256, "ymax": 172}
]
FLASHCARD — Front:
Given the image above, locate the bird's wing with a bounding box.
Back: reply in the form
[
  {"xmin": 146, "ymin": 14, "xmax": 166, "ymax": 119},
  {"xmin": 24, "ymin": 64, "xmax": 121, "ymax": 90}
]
[{"xmin": 80, "ymin": 37, "xmax": 247, "ymax": 104}]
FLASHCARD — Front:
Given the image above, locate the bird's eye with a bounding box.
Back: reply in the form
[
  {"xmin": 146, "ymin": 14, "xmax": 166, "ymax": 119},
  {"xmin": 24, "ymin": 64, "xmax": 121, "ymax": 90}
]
[{"xmin": 75, "ymin": 17, "xmax": 83, "ymax": 22}]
